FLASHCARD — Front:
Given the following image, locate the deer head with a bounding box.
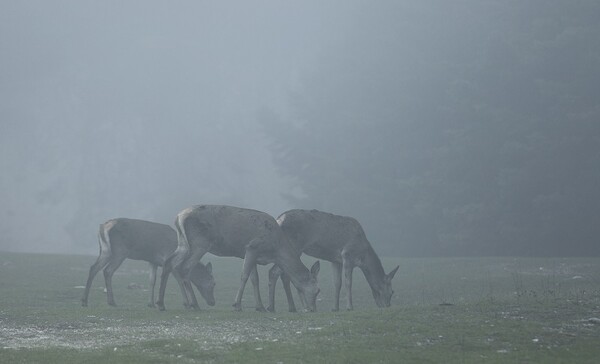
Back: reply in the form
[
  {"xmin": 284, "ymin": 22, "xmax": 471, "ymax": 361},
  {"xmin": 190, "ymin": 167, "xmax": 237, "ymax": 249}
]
[
  {"xmin": 373, "ymin": 265, "xmax": 399, "ymax": 308},
  {"xmin": 299, "ymin": 261, "xmax": 321, "ymax": 311},
  {"xmin": 190, "ymin": 262, "xmax": 216, "ymax": 306}
]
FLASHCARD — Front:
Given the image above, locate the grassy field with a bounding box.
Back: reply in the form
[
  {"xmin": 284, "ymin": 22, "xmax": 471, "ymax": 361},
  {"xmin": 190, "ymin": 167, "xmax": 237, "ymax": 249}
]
[{"xmin": 1, "ymin": 252, "xmax": 599, "ymax": 363}]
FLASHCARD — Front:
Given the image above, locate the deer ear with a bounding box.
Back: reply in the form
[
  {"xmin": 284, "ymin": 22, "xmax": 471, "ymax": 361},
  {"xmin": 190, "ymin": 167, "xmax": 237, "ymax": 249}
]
[
  {"xmin": 310, "ymin": 261, "xmax": 321, "ymax": 278},
  {"xmin": 206, "ymin": 262, "xmax": 212, "ymax": 274},
  {"xmin": 387, "ymin": 265, "xmax": 399, "ymax": 281}
]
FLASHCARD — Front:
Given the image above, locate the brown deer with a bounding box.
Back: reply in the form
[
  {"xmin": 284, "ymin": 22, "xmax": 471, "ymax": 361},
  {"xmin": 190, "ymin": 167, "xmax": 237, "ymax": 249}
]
[
  {"xmin": 156, "ymin": 205, "xmax": 320, "ymax": 312},
  {"xmin": 267, "ymin": 209, "xmax": 399, "ymax": 312},
  {"xmin": 82, "ymin": 218, "xmax": 215, "ymax": 308}
]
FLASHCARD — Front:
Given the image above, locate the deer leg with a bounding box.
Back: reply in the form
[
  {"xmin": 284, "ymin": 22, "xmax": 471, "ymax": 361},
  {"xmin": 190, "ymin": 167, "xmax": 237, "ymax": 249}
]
[
  {"xmin": 103, "ymin": 256, "xmax": 125, "ymax": 306},
  {"xmin": 267, "ymin": 264, "xmax": 281, "ymax": 312},
  {"xmin": 148, "ymin": 263, "xmax": 158, "ymax": 308},
  {"xmin": 184, "ymin": 279, "xmax": 198, "ymax": 309},
  {"xmin": 157, "ymin": 262, "xmax": 171, "ymax": 311},
  {"xmin": 281, "ymin": 271, "xmax": 297, "ymax": 312},
  {"xmin": 157, "ymin": 250, "xmax": 184, "ymax": 310},
  {"xmin": 250, "ymin": 265, "xmax": 266, "ymax": 312},
  {"xmin": 169, "ymin": 266, "xmax": 192, "ymax": 308},
  {"xmin": 82, "ymin": 254, "xmax": 111, "ymax": 307},
  {"xmin": 331, "ymin": 261, "xmax": 342, "ymax": 311},
  {"xmin": 233, "ymin": 250, "xmax": 258, "ymax": 311},
  {"xmin": 180, "ymin": 249, "xmax": 205, "ymax": 310},
  {"xmin": 343, "ymin": 259, "xmax": 354, "ymax": 311},
  {"xmin": 157, "ymin": 241, "xmax": 195, "ymax": 311},
  {"xmin": 268, "ymin": 264, "xmax": 292, "ymax": 312}
]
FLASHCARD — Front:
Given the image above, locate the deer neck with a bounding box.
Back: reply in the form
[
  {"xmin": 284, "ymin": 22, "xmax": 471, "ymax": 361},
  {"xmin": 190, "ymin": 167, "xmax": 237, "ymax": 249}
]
[
  {"xmin": 359, "ymin": 247, "xmax": 386, "ymax": 291},
  {"xmin": 276, "ymin": 249, "xmax": 311, "ymax": 287}
]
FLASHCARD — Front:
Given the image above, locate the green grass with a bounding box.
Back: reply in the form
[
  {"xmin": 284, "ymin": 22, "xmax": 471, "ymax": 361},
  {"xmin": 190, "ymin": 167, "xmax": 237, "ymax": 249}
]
[{"xmin": 1, "ymin": 252, "xmax": 599, "ymax": 363}]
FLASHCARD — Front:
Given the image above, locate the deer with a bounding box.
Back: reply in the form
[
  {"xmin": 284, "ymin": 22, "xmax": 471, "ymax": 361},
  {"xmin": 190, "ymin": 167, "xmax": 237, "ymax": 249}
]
[
  {"xmin": 266, "ymin": 209, "xmax": 399, "ymax": 312},
  {"xmin": 81, "ymin": 218, "xmax": 215, "ymax": 308},
  {"xmin": 156, "ymin": 205, "xmax": 320, "ymax": 312}
]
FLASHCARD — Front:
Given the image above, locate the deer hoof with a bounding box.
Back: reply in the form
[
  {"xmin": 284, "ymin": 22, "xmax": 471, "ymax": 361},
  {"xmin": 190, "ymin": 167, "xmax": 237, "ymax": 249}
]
[
  {"xmin": 81, "ymin": 300, "xmax": 88, "ymax": 307},
  {"xmin": 289, "ymin": 307, "xmax": 297, "ymax": 313},
  {"xmin": 147, "ymin": 303, "xmax": 156, "ymax": 308},
  {"xmin": 256, "ymin": 306, "xmax": 267, "ymax": 313},
  {"xmin": 108, "ymin": 302, "xmax": 117, "ymax": 307},
  {"xmin": 232, "ymin": 303, "xmax": 242, "ymax": 312},
  {"xmin": 191, "ymin": 304, "xmax": 200, "ymax": 310},
  {"xmin": 331, "ymin": 308, "xmax": 339, "ymax": 312}
]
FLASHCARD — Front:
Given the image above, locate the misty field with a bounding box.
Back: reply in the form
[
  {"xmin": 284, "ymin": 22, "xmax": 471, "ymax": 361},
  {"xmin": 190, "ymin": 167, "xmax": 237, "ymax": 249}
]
[{"xmin": 1, "ymin": 252, "xmax": 599, "ymax": 363}]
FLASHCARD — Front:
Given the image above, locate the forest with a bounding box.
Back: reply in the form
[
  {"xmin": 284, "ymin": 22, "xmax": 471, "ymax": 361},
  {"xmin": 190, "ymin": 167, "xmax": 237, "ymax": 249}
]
[
  {"xmin": 261, "ymin": 0, "xmax": 600, "ymax": 256},
  {"xmin": 1, "ymin": 1, "xmax": 599, "ymax": 257}
]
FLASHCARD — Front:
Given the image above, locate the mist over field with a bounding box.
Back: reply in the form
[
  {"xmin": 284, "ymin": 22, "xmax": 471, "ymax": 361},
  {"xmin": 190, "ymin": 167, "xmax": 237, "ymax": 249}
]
[{"xmin": 1, "ymin": 1, "xmax": 599, "ymax": 257}]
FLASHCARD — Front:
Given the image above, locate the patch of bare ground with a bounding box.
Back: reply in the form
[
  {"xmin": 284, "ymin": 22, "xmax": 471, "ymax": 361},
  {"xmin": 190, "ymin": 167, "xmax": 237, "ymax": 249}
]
[
  {"xmin": 502, "ymin": 259, "xmax": 596, "ymax": 278},
  {"xmin": 0, "ymin": 315, "xmax": 319, "ymax": 350}
]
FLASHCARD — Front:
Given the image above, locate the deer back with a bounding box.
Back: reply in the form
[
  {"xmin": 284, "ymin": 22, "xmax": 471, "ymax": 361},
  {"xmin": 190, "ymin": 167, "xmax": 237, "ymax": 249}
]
[{"xmin": 103, "ymin": 218, "xmax": 177, "ymax": 265}]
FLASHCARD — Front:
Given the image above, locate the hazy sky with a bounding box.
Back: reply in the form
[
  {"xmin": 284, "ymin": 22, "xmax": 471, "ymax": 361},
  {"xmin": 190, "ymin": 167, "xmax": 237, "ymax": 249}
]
[{"xmin": 0, "ymin": 1, "xmax": 361, "ymax": 254}]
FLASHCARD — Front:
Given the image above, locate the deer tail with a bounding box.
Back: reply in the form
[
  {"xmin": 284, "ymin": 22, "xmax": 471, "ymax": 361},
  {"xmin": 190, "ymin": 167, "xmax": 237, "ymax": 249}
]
[
  {"xmin": 166, "ymin": 213, "xmax": 190, "ymax": 269},
  {"xmin": 174, "ymin": 213, "xmax": 191, "ymax": 253},
  {"xmin": 98, "ymin": 223, "xmax": 112, "ymax": 258}
]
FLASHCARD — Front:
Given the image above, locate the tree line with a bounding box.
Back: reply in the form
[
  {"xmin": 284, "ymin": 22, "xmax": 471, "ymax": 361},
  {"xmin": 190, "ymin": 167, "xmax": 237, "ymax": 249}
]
[{"xmin": 261, "ymin": 1, "xmax": 600, "ymax": 257}]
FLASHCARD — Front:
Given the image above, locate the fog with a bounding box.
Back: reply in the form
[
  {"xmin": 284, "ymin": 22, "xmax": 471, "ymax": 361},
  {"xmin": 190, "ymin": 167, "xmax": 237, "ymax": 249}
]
[
  {"xmin": 1, "ymin": 1, "xmax": 599, "ymax": 257},
  {"xmin": 0, "ymin": 1, "xmax": 338, "ymax": 254}
]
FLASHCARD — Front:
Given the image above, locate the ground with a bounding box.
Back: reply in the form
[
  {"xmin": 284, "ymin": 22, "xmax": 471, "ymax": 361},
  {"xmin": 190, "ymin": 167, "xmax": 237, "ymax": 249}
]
[{"xmin": 1, "ymin": 252, "xmax": 599, "ymax": 363}]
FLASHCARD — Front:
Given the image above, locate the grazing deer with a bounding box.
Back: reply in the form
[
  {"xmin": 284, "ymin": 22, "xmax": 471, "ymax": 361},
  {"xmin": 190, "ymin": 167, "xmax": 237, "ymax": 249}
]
[
  {"xmin": 156, "ymin": 205, "xmax": 320, "ymax": 312},
  {"xmin": 81, "ymin": 218, "xmax": 215, "ymax": 308},
  {"xmin": 267, "ymin": 209, "xmax": 399, "ymax": 312}
]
